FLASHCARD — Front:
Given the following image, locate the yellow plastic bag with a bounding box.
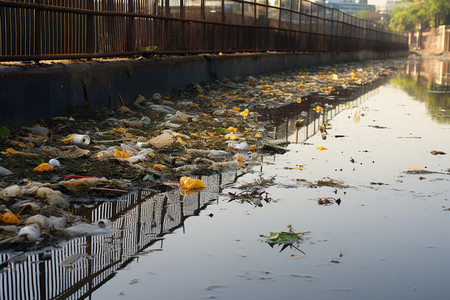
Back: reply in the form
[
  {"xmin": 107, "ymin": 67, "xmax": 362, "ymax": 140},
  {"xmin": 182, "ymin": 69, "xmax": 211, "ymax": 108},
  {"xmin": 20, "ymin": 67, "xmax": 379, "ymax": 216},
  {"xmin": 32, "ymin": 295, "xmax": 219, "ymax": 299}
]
[
  {"xmin": 153, "ymin": 164, "xmax": 163, "ymax": 171},
  {"xmin": 179, "ymin": 176, "xmax": 205, "ymax": 189},
  {"xmin": 0, "ymin": 211, "xmax": 21, "ymax": 224},
  {"xmin": 313, "ymin": 106, "xmax": 323, "ymax": 113},
  {"xmin": 113, "ymin": 128, "xmax": 127, "ymax": 136},
  {"xmin": 240, "ymin": 108, "xmax": 249, "ymax": 117},
  {"xmin": 114, "ymin": 149, "xmax": 130, "ymax": 159},
  {"xmin": 33, "ymin": 163, "xmax": 54, "ymax": 172}
]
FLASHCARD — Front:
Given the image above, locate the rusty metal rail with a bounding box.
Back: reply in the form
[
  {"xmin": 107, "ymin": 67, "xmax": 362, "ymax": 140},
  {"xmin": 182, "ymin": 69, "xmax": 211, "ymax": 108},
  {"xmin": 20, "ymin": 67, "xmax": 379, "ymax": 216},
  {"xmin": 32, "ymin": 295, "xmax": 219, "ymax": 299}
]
[{"xmin": 0, "ymin": 0, "xmax": 408, "ymax": 61}]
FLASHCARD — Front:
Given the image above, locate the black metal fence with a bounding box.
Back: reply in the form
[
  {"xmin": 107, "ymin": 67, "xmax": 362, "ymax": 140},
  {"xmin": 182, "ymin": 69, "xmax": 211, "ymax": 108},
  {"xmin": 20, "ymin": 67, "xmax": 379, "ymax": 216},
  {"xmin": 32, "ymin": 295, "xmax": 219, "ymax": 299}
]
[{"xmin": 0, "ymin": 0, "xmax": 408, "ymax": 61}]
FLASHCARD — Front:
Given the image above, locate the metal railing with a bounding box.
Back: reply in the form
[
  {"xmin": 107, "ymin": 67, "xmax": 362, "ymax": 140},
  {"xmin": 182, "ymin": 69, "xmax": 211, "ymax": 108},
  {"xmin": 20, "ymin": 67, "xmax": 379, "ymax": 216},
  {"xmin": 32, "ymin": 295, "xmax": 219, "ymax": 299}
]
[{"xmin": 0, "ymin": 0, "xmax": 408, "ymax": 61}]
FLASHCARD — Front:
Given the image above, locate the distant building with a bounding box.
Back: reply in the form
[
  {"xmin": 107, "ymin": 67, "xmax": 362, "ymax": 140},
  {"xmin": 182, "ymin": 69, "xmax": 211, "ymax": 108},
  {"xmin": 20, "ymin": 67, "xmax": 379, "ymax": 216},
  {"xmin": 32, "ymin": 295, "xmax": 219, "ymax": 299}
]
[
  {"xmin": 313, "ymin": 0, "xmax": 376, "ymax": 16},
  {"xmin": 376, "ymin": 0, "xmax": 399, "ymax": 15}
]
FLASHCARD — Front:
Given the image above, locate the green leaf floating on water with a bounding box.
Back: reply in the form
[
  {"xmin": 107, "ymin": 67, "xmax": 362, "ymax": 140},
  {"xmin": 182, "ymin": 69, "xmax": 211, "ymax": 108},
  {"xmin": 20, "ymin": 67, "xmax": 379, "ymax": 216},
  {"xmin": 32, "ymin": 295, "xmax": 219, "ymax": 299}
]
[{"xmin": 265, "ymin": 225, "xmax": 310, "ymax": 253}]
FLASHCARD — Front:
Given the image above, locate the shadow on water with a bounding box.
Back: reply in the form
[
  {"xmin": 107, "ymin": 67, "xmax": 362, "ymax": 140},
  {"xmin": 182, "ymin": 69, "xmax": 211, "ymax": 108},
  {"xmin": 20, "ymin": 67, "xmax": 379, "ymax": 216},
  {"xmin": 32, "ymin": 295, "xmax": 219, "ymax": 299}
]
[{"xmin": 3, "ymin": 65, "xmax": 437, "ymax": 299}]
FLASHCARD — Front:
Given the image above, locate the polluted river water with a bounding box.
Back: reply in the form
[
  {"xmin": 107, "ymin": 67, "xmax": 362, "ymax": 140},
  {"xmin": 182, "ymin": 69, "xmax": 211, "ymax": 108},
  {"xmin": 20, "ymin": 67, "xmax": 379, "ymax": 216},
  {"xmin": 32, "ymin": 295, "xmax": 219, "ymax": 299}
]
[{"xmin": 1, "ymin": 58, "xmax": 449, "ymax": 300}]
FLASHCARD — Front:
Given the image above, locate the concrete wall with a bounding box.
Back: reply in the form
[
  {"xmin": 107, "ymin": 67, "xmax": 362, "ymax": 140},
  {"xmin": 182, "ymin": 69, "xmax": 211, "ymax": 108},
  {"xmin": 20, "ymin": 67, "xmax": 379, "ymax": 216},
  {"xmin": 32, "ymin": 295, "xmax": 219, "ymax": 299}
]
[
  {"xmin": 420, "ymin": 26, "xmax": 450, "ymax": 53},
  {"xmin": 0, "ymin": 51, "xmax": 408, "ymax": 131}
]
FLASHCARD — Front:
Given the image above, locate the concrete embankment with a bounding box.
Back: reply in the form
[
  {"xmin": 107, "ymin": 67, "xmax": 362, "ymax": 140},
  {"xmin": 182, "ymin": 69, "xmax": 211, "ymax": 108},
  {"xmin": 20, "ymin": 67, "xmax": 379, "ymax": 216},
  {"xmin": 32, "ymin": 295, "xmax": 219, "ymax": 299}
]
[{"xmin": 0, "ymin": 50, "xmax": 408, "ymax": 131}]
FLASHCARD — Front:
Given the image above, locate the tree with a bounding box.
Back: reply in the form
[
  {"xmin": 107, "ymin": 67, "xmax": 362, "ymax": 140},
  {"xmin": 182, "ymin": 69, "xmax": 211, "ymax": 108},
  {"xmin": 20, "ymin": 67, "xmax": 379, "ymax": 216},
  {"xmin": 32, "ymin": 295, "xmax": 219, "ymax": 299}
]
[
  {"xmin": 355, "ymin": 10, "xmax": 371, "ymax": 20},
  {"xmin": 389, "ymin": 0, "xmax": 450, "ymax": 32},
  {"xmin": 425, "ymin": 0, "xmax": 450, "ymax": 27},
  {"xmin": 389, "ymin": 1, "xmax": 428, "ymax": 32}
]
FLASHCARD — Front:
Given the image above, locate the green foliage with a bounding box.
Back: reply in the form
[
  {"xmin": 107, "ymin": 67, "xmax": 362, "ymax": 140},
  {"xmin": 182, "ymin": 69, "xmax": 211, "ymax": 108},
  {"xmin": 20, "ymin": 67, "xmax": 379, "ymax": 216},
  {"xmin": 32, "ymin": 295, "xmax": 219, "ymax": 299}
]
[
  {"xmin": 389, "ymin": 0, "xmax": 450, "ymax": 32},
  {"xmin": 355, "ymin": 10, "xmax": 372, "ymax": 20},
  {"xmin": 389, "ymin": 1, "xmax": 428, "ymax": 32}
]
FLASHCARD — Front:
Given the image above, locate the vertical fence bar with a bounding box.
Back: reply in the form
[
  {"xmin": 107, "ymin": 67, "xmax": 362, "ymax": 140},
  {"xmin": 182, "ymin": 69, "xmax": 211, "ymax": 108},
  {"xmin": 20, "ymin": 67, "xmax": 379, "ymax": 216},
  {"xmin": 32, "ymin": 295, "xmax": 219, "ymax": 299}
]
[
  {"xmin": 128, "ymin": 0, "xmax": 135, "ymax": 52},
  {"xmin": 34, "ymin": 0, "xmax": 42, "ymax": 57}
]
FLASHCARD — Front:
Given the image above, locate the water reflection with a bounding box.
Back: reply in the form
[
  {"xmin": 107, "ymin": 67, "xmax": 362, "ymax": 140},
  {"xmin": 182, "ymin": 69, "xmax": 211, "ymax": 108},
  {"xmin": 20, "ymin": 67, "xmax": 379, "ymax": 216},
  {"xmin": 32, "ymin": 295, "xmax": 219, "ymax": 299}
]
[
  {"xmin": 262, "ymin": 77, "xmax": 389, "ymax": 142},
  {"xmin": 0, "ymin": 172, "xmax": 238, "ymax": 300},
  {"xmin": 392, "ymin": 59, "xmax": 450, "ymax": 123}
]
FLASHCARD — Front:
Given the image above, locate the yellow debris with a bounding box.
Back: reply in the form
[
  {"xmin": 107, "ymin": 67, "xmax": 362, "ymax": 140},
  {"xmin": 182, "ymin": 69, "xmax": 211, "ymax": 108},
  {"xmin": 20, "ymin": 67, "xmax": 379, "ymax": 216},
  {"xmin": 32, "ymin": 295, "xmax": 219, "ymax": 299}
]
[
  {"xmin": 114, "ymin": 128, "xmax": 127, "ymax": 136},
  {"xmin": 240, "ymin": 108, "xmax": 249, "ymax": 117},
  {"xmin": 33, "ymin": 163, "xmax": 53, "ymax": 172},
  {"xmin": 153, "ymin": 164, "xmax": 163, "ymax": 171},
  {"xmin": 61, "ymin": 134, "xmax": 75, "ymax": 143},
  {"xmin": 313, "ymin": 106, "xmax": 323, "ymax": 113},
  {"xmin": 179, "ymin": 176, "xmax": 205, "ymax": 189},
  {"xmin": 114, "ymin": 149, "xmax": 130, "ymax": 159},
  {"xmin": 0, "ymin": 211, "xmax": 21, "ymax": 224}
]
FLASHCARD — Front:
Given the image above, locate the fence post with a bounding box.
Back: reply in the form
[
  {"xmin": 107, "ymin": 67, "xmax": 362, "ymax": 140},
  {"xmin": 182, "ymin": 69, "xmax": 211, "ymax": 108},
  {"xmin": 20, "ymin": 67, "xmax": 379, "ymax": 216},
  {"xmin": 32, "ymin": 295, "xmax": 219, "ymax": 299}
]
[
  {"xmin": 127, "ymin": 0, "xmax": 135, "ymax": 52},
  {"xmin": 34, "ymin": 0, "xmax": 42, "ymax": 57},
  {"xmin": 289, "ymin": 0, "xmax": 293, "ymax": 30},
  {"xmin": 86, "ymin": 0, "xmax": 95, "ymax": 54},
  {"xmin": 201, "ymin": 0, "xmax": 205, "ymax": 52}
]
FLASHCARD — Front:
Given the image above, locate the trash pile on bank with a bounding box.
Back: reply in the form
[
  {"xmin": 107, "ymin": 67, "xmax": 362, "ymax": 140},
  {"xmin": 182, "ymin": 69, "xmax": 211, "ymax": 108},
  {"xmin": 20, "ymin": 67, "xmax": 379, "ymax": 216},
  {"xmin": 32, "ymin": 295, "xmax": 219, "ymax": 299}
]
[{"xmin": 0, "ymin": 60, "xmax": 404, "ymax": 250}]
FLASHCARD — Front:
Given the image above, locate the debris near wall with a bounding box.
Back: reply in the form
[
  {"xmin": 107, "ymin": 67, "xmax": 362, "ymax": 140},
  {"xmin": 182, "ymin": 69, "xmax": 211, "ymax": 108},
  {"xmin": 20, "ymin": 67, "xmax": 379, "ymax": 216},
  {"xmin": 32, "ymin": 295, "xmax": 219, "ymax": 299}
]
[{"xmin": 0, "ymin": 59, "xmax": 405, "ymax": 250}]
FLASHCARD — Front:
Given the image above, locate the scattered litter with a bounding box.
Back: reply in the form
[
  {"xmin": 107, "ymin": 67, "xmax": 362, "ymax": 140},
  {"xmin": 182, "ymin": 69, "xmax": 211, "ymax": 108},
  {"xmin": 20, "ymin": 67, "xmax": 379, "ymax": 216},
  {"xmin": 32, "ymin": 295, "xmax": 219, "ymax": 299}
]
[
  {"xmin": 317, "ymin": 197, "xmax": 341, "ymax": 206},
  {"xmin": 367, "ymin": 125, "xmax": 388, "ymax": 129},
  {"xmin": 179, "ymin": 177, "xmax": 205, "ymax": 189},
  {"xmin": 228, "ymin": 190, "xmax": 272, "ymax": 207},
  {"xmin": 405, "ymin": 167, "xmax": 432, "ymax": 174},
  {"xmin": 62, "ymin": 134, "xmax": 90, "ymax": 145},
  {"xmin": 312, "ymin": 178, "xmax": 347, "ymax": 188},
  {"xmin": 33, "ymin": 163, "xmax": 53, "ymax": 172},
  {"xmin": 48, "ymin": 158, "xmax": 60, "ymax": 167},
  {"xmin": 18, "ymin": 224, "xmax": 41, "ymax": 241},
  {"xmin": 289, "ymin": 274, "xmax": 314, "ymax": 278},
  {"xmin": 0, "ymin": 167, "xmax": 12, "ymax": 176},
  {"xmin": 430, "ymin": 150, "xmax": 446, "ymax": 156},
  {"xmin": 0, "ymin": 212, "xmax": 21, "ymax": 224}
]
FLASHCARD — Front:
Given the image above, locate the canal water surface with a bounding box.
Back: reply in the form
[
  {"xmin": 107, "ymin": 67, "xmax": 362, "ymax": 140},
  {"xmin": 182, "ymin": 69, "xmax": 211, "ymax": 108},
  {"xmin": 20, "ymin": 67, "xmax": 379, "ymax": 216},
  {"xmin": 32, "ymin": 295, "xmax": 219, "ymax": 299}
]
[{"xmin": 1, "ymin": 59, "xmax": 449, "ymax": 300}]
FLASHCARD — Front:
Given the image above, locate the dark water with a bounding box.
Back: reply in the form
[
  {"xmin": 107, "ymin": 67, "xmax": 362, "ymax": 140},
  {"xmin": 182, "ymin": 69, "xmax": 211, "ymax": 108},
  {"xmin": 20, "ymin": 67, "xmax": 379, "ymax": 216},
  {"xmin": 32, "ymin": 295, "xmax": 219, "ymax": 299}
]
[{"xmin": 1, "ymin": 59, "xmax": 449, "ymax": 300}]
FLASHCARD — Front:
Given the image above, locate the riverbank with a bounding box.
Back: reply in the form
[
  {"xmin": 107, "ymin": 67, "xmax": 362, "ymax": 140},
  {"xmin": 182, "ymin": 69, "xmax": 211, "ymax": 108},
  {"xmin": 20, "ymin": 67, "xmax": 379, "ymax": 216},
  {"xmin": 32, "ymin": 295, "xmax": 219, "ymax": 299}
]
[{"xmin": 0, "ymin": 58, "xmax": 407, "ymax": 251}]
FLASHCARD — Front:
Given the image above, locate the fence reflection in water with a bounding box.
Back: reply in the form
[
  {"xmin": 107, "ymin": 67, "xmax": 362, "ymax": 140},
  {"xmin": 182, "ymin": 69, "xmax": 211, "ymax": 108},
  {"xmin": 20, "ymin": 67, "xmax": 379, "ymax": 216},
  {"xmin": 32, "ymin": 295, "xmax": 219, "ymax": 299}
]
[
  {"xmin": 261, "ymin": 77, "xmax": 389, "ymax": 143},
  {"xmin": 0, "ymin": 172, "xmax": 237, "ymax": 300}
]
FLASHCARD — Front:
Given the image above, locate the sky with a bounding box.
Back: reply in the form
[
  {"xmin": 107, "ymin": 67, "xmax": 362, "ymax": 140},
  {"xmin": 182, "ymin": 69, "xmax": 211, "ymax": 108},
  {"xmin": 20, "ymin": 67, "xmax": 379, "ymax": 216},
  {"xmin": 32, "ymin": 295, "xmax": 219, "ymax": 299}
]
[{"xmin": 368, "ymin": 0, "xmax": 388, "ymax": 5}]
